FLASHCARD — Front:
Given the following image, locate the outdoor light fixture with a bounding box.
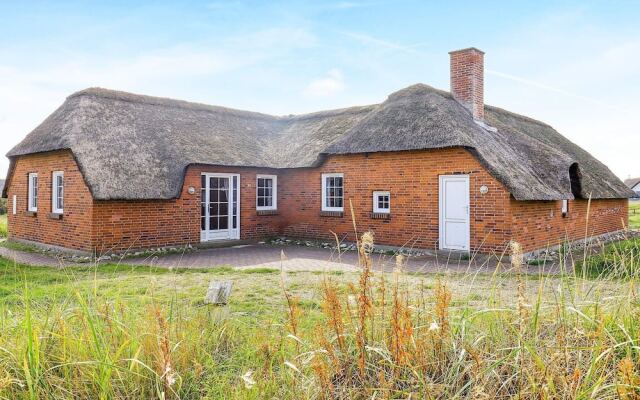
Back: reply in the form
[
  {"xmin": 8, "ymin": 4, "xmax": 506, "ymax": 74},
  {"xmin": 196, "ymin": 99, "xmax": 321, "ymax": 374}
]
[
  {"xmin": 479, "ymin": 185, "xmax": 489, "ymax": 195},
  {"xmin": 188, "ymin": 186, "xmax": 196, "ymax": 195}
]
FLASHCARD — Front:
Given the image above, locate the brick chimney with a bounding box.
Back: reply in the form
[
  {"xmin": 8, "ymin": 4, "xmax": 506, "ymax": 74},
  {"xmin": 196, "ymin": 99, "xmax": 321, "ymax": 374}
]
[{"xmin": 449, "ymin": 47, "xmax": 485, "ymax": 120}]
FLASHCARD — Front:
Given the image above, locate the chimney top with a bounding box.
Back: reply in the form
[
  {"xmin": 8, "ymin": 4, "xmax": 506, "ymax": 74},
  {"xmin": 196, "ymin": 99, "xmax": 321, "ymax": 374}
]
[
  {"xmin": 448, "ymin": 47, "xmax": 485, "ymax": 55},
  {"xmin": 449, "ymin": 47, "xmax": 485, "ymax": 120}
]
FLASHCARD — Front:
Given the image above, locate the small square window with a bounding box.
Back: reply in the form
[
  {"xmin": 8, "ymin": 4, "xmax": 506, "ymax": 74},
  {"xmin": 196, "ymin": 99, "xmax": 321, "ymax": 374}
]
[
  {"xmin": 373, "ymin": 191, "xmax": 390, "ymax": 213},
  {"xmin": 256, "ymin": 175, "xmax": 277, "ymax": 211}
]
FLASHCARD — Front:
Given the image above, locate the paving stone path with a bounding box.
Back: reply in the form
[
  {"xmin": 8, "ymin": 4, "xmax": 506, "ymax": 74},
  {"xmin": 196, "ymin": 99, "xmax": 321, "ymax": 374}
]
[{"xmin": 0, "ymin": 242, "xmax": 560, "ymax": 275}]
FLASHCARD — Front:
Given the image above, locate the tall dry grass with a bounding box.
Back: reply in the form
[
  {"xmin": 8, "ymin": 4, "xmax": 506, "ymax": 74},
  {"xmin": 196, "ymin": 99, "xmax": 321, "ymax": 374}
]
[
  {"xmin": 281, "ymin": 232, "xmax": 640, "ymax": 399},
  {"xmin": 0, "ymin": 210, "xmax": 639, "ymax": 398}
]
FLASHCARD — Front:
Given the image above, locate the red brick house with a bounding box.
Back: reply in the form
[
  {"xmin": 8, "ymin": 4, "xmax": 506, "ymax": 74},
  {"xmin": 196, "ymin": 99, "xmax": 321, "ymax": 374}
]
[{"xmin": 1, "ymin": 48, "xmax": 633, "ymax": 255}]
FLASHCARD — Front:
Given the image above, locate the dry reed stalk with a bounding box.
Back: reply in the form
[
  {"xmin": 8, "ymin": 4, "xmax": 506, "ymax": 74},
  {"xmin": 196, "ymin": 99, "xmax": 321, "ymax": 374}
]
[
  {"xmin": 321, "ymin": 277, "xmax": 346, "ymax": 353},
  {"xmin": 510, "ymin": 241, "xmax": 529, "ymax": 394},
  {"xmin": 388, "ymin": 255, "xmax": 414, "ymax": 371},
  {"xmin": 153, "ymin": 306, "xmax": 176, "ymax": 398},
  {"xmin": 311, "ymin": 353, "xmax": 332, "ymax": 400},
  {"xmin": 280, "ymin": 250, "xmax": 301, "ymax": 345},
  {"xmin": 510, "ymin": 241, "xmax": 528, "ymax": 328},
  {"xmin": 434, "ymin": 278, "xmax": 451, "ymax": 340},
  {"xmin": 356, "ymin": 231, "xmax": 374, "ymax": 377},
  {"xmin": 617, "ymin": 357, "xmax": 640, "ymax": 400}
]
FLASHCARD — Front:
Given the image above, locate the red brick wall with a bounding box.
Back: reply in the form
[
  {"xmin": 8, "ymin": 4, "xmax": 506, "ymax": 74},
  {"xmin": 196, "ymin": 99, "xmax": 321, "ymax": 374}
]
[
  {"xmin": 5, "ymin": 150, "xmax": 94, "ymax": 251},
  {"xmin": 279, "ymin": 148, "xmax": 513, "ymax": 252},
  {"xmin": 92, "ymin": 165, "xmax": 282, "ymax": 252},
  {"xmin": 511, "ymin": 198, "xmax": 628, "ymax": 252},
  {"xmin": 4, "ymin": 149, "xmax": 629, "ymax": 254}
]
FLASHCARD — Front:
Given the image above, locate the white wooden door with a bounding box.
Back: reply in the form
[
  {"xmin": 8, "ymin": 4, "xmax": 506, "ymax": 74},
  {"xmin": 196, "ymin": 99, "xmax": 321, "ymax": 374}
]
[
  {"xmin": 439, "ymin": 175, "xmax": 470, "ymax": 251},
  {"xmin": 201, "ymin": 173, "xmax": 240, "ymax": 241}
]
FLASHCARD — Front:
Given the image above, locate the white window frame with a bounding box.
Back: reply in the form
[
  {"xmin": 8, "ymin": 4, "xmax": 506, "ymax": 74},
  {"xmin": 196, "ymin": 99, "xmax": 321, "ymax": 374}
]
[
  {"xmin": 321, "ymin": 173, "xmax": 344, "ymax": 212},
  {"xmin": 373, "ymin": 191, "xmax": 391, "ymax": 214},
  {"xmin": 256, "ymin": 174, "xmax": 277, "ymax": 211},
  {"xmin": 561, "ymin": 199, "xmax": 569, "ymax": 216},
  {"xmin": 52, "ymin": 171, "xmax": 64, "ymax": 214},
  {"xmin": 27, "ymin": 173, "xmax": 38, "ymax": 212},
  {"xmin": 12, "ymin": 195, "xmax": 17, "ymax": 215}
]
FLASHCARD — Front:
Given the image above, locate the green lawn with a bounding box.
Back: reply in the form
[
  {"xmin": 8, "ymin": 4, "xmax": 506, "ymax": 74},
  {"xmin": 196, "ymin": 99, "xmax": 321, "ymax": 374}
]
[
  {"xmin": 0, "ymin": 214, "xmax": 6, "ymax": 238},
  {"xmin": 0, "ymin": 242, "xmax": 638, "ymax": 399},
  {"xmin": 630, "ymin": 201, "xmax": 640, "ymax": 229}
]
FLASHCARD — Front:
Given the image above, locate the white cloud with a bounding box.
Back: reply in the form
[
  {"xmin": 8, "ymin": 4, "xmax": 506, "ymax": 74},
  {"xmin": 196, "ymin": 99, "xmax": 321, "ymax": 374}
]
[{"xmin": 303, "ymin": 69, "xmax": 345, "ymax": 97}]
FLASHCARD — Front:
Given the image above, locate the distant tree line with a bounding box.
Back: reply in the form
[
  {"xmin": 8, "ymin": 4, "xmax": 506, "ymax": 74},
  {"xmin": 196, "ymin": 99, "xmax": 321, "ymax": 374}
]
[{"xmin": 0, "ymin": 198, "xmax": 6, "ymax": 215}]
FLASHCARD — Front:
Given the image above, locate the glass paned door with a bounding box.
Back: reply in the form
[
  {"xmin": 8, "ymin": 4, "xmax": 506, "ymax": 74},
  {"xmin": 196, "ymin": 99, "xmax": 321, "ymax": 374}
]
[{"xmin": 201, "ymin": 174, "xmax": 240, "ymax": 241}]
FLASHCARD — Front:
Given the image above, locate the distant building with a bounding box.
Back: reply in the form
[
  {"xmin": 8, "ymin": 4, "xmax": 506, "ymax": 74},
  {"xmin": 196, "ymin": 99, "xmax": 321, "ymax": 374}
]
[{"xmin": 625, "ymin": 178, "xmax": 640, "ymax": 199}]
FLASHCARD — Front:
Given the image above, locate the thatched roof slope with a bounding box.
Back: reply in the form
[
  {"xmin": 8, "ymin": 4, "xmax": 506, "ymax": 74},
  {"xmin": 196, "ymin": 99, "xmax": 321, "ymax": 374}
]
[{"xmin": 4, "ymin": 85, "xmax": 633, "ymax": 201}]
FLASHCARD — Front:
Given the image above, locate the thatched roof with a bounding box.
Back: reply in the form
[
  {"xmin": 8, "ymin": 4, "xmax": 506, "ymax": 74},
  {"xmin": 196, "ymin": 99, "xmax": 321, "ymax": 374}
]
[{"xmin": 3, "ymin": 85, "xmax": 633, "ymax": 201}]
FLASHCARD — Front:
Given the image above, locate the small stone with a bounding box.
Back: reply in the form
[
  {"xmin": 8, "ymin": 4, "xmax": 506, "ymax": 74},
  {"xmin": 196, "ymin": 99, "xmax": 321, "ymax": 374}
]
[{"xmin": 205, "ymin": 281, "xmax": 233, "ymax": 305}]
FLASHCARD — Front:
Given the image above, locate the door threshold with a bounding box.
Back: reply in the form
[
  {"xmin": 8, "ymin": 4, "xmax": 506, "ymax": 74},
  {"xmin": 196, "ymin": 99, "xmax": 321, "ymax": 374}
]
[{"xmin": 197, "ymin": 239, "xmax": 256, "ymax": 249}]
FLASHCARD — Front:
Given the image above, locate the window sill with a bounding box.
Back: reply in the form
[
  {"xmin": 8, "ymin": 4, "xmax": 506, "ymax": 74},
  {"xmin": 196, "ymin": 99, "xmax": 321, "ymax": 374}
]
[
  {"xmin": 371, "ymin": 212, "xmax": 391, "ymax": 220},
  {"xmin": 320, "ymin": 210, "xmax": 343, "ymax": 217},
  {"xmin": 26, "ymin": 211, "xmax": 37, "ymax": 217},
  {"xmin": 48, "ymin": 213, "xmax": 63, "ymax": 220},
  {"xmin": 256, "ymin": 209, "xmax": 278, "ymax": 216}
]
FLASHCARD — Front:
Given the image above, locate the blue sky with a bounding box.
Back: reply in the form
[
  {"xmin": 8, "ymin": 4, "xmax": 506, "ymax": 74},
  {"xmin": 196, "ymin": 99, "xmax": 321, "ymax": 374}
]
[{"xmin": 1, "ymin": 1, "xmax": 639, "ymax": 179}]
